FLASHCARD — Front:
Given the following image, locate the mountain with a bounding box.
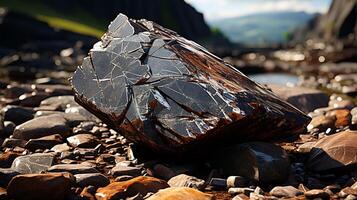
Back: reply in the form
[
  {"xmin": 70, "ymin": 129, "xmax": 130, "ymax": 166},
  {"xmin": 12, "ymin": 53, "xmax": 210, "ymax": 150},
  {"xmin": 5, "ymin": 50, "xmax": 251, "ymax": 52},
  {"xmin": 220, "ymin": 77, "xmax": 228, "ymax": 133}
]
[{"xmin": 209, "ymin": 11, "xmax": 315, "ymax": 46}]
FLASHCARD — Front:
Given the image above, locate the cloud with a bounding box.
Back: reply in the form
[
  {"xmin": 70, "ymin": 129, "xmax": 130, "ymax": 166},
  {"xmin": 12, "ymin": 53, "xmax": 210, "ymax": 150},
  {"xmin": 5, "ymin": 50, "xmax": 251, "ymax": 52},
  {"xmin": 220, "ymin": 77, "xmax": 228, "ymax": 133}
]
[{"xmin": 185, "ymin": 0, "xmax": 331, "ymax": 20}]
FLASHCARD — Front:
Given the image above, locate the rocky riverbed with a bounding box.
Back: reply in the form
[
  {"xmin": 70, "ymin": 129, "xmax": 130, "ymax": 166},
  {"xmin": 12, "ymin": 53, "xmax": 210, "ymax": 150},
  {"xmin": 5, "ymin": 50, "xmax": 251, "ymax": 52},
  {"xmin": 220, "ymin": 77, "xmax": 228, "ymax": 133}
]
[{"xmin": 0, "ymin": 12, "xmax": 357, "ymax": 200}]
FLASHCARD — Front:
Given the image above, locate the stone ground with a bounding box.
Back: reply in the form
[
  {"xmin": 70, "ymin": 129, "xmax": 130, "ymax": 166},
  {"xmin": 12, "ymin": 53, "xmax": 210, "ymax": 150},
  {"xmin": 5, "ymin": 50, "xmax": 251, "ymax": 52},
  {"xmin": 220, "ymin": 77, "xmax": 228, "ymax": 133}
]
[{"xmin": 0, "ymin": 42, "xmax": 356, "ymax": 200}]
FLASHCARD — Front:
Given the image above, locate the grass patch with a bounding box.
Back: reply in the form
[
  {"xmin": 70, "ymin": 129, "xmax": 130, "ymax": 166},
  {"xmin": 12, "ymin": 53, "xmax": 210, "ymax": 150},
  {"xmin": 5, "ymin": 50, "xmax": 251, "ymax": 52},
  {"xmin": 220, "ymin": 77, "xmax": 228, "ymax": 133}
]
[{"xmin": 0, "ymin": 0, "xmax": 106, "ymax": 38}]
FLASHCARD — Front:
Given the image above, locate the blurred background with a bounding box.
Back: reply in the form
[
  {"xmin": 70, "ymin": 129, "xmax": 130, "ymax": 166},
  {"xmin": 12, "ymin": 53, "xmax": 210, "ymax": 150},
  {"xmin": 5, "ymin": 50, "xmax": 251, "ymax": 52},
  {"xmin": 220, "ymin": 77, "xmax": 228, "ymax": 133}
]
[{"xmin": 0, "ymin": 0, "xmax": 356, "ymax": 96}]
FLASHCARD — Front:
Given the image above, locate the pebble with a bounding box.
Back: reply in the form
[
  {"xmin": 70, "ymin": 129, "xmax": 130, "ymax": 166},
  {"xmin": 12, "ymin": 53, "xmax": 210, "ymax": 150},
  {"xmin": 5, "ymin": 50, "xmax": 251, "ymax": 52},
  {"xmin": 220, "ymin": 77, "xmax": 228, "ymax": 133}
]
[
  {"xmin": 228, "ymin": 187, "xmax": 255, "ymax": 196},
  {"xmin": 40, "ymin": 95, "xmax": 77, "ymax": 111},
  {"xmin": 11, "ymin": 153, "xmax": 55, "ymax": 173},
  {"xmin": 24, "ymin": 134, "xmax": 63, "ymax": 150},
  {"xmin": 2, "ymin": 121, "xmax": 16, "ymax": 136},
  {"xmin": 168, "ymin": 174, "xmax": 205, "ymax": 190},
  {"xmin": 67, "ymin": 133, "xmax": 98, "ymax": 148},
  {"xmin": 48, "ymin": 163, "xmax": 99, "ymax": 174},
  {"xmin": 304, "ymin": 189, "xmax": 330, "ymax": 200},
  {"xmin": 307, "ymin": 115, "xmax": 336, "ymax": 133},
  {"xmin": 227, "ymin": 176, "xmax": 247, "ymax": 188},
  {"xmin": 74, "ymin": 173, "xmax": 110, "ymax": 187},
  {"xmin": 51, "ymin": 143, "xmax": 71, "ymax": 153},
  {"xmin": 146, "ymin": 187, "xmax": 214, "ymax": 200},
  {"xmin": 0, "ymin": 151, "xmax": 20, "ymax": 168},
  {"xmin": 13, "ymin": 115, "xmax": 70, "ymax": 140},
  {"xmin": 95, "ymin": 176, "xmax": 169, "ymax": 200},
  {"xmin": 1, "ymin": 138, "xmax": 27, "ymax": 148},
  {"xmin": 1, "ymin": 105, "xmax": 34, "ymax": 125},
  {"xmin": 152, "ymin": 164, "xmax": 176, "ymax": 180},
  {"xmin": 268, "ymin": 84, "xmax": 329, "ymax": 113},
  {"xmin": 110, "ymin": 165, "xmax": 142, "ymax": 177},
  {"xmin": 269, "ymin": 186, "xmax": 303, "ymax": 198}
]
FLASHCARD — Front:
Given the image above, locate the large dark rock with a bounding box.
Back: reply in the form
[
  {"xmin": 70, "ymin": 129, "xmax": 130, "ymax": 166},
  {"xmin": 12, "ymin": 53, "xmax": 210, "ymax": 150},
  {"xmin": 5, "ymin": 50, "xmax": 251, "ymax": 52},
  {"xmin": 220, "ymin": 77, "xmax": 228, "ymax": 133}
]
[{"xmin": 71, "ymin": 13, "xmax": 310, "ymax": 153}]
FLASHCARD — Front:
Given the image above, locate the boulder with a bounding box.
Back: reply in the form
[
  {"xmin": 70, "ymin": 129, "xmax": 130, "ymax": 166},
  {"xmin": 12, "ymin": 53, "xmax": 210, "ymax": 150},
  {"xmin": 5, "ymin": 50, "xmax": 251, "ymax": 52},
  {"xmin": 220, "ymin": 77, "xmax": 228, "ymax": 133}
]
[
  {"xmin": 7, "ymin": 173, "xmax": 73, "ymax": 200},
  {"xmin": 308, "ymin": 130, "xmax": 357, "ymax": 172},
  {"xmin": 71, "ymin": 13, "xmax": 310, "ymax": 153},
  {"xmin": 147, "ymin": 187, "xmax": 214, "ymax": 200},
  {"xmin": 95, "ymin": 176, "xmax": 169, "ymax": 200}
]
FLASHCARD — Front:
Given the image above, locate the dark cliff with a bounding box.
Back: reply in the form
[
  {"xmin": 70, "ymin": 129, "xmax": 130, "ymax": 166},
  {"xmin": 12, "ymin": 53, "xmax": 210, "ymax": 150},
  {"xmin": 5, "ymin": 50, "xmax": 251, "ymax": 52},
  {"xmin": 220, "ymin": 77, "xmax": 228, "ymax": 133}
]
[{"xmin": 294, "ymin": 0, "xmax": 357, "ymax": 43}]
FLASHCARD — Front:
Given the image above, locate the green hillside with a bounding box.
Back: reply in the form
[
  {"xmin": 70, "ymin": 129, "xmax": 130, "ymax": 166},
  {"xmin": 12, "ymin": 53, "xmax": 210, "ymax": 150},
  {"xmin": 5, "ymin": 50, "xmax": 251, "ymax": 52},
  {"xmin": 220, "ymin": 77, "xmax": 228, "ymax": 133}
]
[{"xmin": 209, "ymin": 11, "xmax": 314, "ymax": 46}]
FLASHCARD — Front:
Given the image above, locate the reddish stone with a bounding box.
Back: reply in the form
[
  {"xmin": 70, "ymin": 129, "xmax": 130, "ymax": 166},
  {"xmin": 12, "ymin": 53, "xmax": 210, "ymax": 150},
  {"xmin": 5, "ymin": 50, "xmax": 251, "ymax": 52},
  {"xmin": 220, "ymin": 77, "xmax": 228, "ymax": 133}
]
[{"xmin": 95, "ymin": 176, "xmax": 169, "ymax": 200}]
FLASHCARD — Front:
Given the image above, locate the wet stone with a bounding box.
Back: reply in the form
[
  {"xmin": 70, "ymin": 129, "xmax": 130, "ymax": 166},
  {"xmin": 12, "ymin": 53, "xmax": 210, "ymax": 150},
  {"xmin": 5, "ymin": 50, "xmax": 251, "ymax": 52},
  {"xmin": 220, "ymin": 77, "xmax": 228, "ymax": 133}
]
[
  {"xmin": 67, "ymin": 134, "xmax": 98, "ymax": 148},
  {"xmin": 95, "ymin": 176, "xmax": 169, "ymax": 200},
  {"xmin": 13, "ymin": 114, "xmax": 70, "ymax": 140},
  {"xmin": 18, "ymin": 92, "xmax": 49, "ymax": 107},
  {"xmin": 11, "ymin": 153, "xmax": 55, "ymax": 174},
  {"xmin": 71, "ymin": 13, "xmax": 310, "ymax": 153},
  {"xmin": 307, "ymin": 115, "xmax": 336, "ymax": 133},
  {"xmin": 1, "ymin": 105, "xmax": 34, "ymax": 125},
  {"xmin": 40, "ymin": 95, "xmax": 78, "ymax": 111},
  {"xmin": 304, "ymin": 189, "xmax": 330, "ymax": 200},
  {"xmin": 269, "ymin": 186, "xmax": 303, "ymax": 198},
  {"xmin": 146, "ymin": 187, "xmax": 214, "ymax": 200},
  {"xmin": 110, "ymin": 164, "xmax": 142, "ymax": 177},
  {"xmin": 268, "ymin": 84, "xmax": 329, "ymax": 113},
  {"xmin": 0, "ymin": 151, "xmax": 20, "ymax": 168},
  {"xmin": 1, "ymin": 138, "xmax": 27, "ymax": 148},
  {"xmin": 24, "ymin": 134, "xmax": 63, "ymax": 150},
  {"xmin": 7, "ymin": 173, "xmax": 73, "ymax": 200},
  {"xmin": 74, "ymin": 173, "xmax": 110, "ymax": 187},
  {"xmin": 0, "ymin": 168, "xmax": 19, "ymax": 187},
  {"xmin": 51, "ymin": 143, "xmax": 71, "ymax": 153},
  {"xmin": 48, "ymin": 163, "xmax": 99, "ymax": 174},
  {"xmin": 2, "ymin": 121, "xmax": 16, "ymax": 136}
]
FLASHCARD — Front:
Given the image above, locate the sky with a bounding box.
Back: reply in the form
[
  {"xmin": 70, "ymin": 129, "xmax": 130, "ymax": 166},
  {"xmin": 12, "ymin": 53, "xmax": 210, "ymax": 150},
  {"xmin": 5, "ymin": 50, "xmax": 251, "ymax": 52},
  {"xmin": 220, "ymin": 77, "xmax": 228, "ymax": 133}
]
[{"xmin": 184, "ymin": 0, "xmax": 332, "ymax": 21}]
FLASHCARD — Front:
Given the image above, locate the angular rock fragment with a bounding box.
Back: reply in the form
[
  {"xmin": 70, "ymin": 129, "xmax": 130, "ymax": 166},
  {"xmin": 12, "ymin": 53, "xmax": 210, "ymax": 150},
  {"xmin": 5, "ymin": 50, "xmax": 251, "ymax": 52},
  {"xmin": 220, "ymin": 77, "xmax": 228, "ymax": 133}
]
[
  {"xmin": 11, "ymin": 153, "xmax": 55, "ymax": 174},
  {"xmin": 308, "ymin": 130, "xmax": 357, "ymax": 172},
  {"xmin": 95, "ymin": 176, "xmax": 168, "ymax": 200},
  {"xmin": 71, "ymin": 13, "xmax": 310, "ymax": 153}
]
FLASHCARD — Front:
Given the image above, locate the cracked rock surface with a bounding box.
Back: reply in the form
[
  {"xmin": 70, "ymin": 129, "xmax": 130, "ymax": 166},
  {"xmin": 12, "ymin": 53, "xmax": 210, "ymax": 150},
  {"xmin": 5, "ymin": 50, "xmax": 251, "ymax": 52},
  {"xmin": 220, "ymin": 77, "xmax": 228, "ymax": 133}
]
[{"xmin": 71, "ymin": 13, "xmax": 310, "ymax": 153}]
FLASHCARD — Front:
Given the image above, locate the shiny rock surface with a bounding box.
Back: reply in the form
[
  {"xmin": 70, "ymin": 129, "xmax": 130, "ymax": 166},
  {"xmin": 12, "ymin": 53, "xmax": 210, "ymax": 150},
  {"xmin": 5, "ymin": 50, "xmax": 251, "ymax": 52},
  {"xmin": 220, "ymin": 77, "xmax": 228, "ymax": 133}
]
[{"xmin": 71, "ymin": 13, "xmax": 310, "ymax": 153}]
